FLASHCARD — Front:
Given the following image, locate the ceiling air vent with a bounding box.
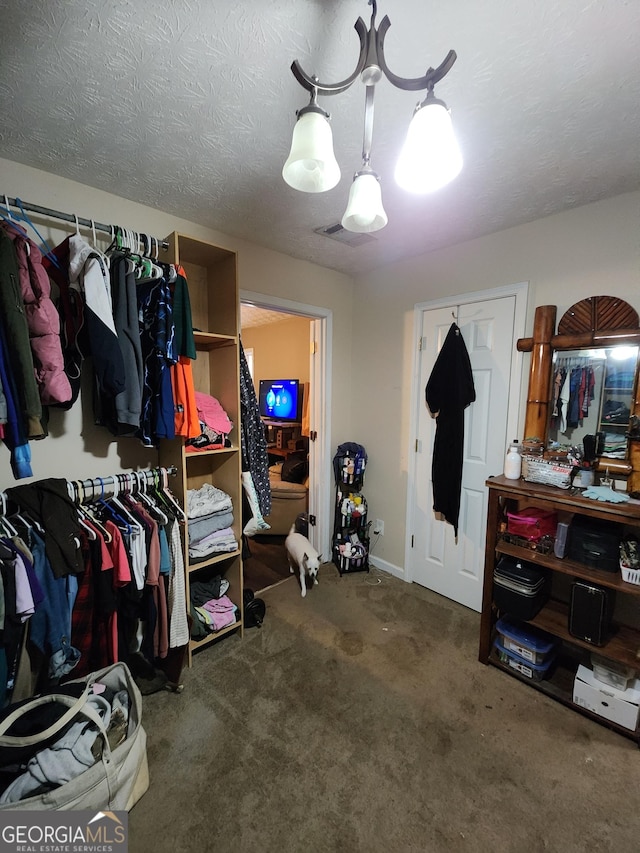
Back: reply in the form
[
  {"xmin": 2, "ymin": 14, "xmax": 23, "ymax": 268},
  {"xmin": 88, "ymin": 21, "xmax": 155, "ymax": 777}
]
[{"xmin": 314, "ymin": 223, "xmax": 377, "ymax": 247}]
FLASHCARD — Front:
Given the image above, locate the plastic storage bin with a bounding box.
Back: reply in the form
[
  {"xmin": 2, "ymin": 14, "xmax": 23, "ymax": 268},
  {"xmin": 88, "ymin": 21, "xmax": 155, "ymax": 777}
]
[
  {"xmin": 493, "ymin": 637, "xmax": 556, "ymax": 681},
  {"xmin": 495, "ymin": 616, "xmax": 558, "ymax": 665},
  {"xmin": 590, "ymin": 653, "xmax": 636, "ymax": 692}
]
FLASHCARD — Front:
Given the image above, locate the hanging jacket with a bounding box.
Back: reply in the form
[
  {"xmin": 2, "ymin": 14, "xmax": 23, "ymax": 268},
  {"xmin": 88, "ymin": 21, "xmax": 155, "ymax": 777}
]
[
  {"xmin": 42, "ymin": 236, "xmax": 88, "ymax": 409},
  {"xmin": 94, "ymin": 254, "xmax": 143, "ymax": 435},
  {"xmin": 0, "ymin": 229, "xmax": 43, "ymax": 439},
  {"xmin": 2, "ymin": 225, "xmax": 72, "ymax": 406},
  {"xmin": 425, "ymin": 323, "xmax": 476, "ymax": 537},
  {"xmin": 6, "ymin": 478, "xmax": 84, "ymax": 578},
  {"xmin": 68, "ymin": 235, "xmax": 125, "ymax": 398}
]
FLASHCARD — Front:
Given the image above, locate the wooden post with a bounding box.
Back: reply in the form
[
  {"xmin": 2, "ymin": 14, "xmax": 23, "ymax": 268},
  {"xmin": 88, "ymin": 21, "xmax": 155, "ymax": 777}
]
[{"xmin": 522, "ymin": 305, "xmax": 556, "ymax": 444}]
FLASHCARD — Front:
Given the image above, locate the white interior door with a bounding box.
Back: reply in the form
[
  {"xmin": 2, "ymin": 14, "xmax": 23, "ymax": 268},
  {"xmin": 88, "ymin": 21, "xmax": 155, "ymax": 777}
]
[{"xmin": 409, "ymin": 294, "xmax": 521, "ymax": 611}]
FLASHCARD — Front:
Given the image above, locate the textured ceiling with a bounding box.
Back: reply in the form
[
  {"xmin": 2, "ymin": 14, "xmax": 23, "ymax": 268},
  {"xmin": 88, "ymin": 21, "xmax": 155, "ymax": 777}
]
[
  {"xmin": 240, "ymin": 304, "xmax": 294, "ymax": 329},
  {"xmin": 1, "ymin": 0, "xmax": 639, "ymax": 278}
]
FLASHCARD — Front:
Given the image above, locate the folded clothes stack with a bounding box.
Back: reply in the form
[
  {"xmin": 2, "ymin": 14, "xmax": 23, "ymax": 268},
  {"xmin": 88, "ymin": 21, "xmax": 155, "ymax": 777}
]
[
  {"xmin": 602, "ymin": 431, "xmax": 627, "ymax": 459},
  {"xmin": 185, "ymin": 392, "xmax": 233, "ymax": 452},
  {"xmin": 186, "ymin": 483, "xmax": 238, "ymax": 559},
  {"xmin": 190, "ymin": 577, "xmax": 238, "ymax": 637}
]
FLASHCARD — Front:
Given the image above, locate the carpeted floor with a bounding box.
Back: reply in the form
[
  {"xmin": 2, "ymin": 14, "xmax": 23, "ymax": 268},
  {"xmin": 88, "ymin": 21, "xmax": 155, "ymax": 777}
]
[{"xmin": 130, "ymin": 565, "xmax": 640, "ymax": 852}]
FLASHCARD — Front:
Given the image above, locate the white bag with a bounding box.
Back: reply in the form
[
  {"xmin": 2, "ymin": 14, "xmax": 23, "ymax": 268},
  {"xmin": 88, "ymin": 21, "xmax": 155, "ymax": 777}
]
[{"xmin": 0, "ymin": 662, "xmax": 148, "ymax": 811}]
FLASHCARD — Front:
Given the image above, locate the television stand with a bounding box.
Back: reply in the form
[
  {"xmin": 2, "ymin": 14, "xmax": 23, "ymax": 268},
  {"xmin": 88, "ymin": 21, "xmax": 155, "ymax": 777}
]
[{"xmin": 262, "ymin": 420, "xmax": 302, "ymax": 428}]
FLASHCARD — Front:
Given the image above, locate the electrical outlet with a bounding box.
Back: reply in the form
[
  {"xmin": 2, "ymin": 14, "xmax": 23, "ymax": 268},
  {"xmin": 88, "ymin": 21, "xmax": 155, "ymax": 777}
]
[{"xmin": 375, "ymin": 519, "xmax": 384, "ymax": 536}]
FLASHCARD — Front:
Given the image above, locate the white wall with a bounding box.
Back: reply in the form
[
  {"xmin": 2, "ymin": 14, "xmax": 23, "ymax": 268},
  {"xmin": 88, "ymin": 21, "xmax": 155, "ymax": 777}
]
[
  {"xmin": 352, "ymin": 191, "xmax": 640, "ymax": 571},
  {"xmin": 0, "ymin": 158, "xmax": 354, "ymax": 487}
]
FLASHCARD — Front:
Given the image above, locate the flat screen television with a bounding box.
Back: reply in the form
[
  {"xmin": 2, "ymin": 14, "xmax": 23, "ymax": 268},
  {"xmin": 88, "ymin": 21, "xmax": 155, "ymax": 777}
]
[{"xmin": 258, "ymin": 379, "xmax": 302, "ymax": 424}]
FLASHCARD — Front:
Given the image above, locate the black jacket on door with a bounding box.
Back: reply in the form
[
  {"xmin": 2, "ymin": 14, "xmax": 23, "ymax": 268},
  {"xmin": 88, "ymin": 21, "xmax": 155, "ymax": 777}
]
[{"xmin": 425, "ymin": 323, "xmax": 476, "ymax": 537}]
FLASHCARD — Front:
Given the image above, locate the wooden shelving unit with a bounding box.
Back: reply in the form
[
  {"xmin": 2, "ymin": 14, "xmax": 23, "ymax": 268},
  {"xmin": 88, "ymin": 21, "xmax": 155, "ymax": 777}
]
[
  {"xmin": 159, "ymin": 233, "xmax": 243, "ymax": 665},
  {"xmin": 480, "ymin": 474, "xmax": 640, "ymax": 745}
]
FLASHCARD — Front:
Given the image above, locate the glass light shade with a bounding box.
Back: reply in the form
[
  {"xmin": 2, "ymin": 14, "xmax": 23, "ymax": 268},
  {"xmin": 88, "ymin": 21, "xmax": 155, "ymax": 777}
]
[
  {"xmin": 282, "ymin": 110, "xmax": 341, "ymax": 193},
  {"xmin": 341, "ymin": 172, "xmax": 388, "ymax": 233},
  {"xmin": 395, "ymin": 100, "xmax": 463, "ymax": 193}
]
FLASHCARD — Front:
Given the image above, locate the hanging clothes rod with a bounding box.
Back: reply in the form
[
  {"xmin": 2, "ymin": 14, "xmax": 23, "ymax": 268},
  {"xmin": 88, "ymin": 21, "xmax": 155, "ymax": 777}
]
[
  {"xmin": 72, "ymin": 466, "xmax": 177, "ymax": 497},
  {"xmin": 1, "ymin": 194, "xmax": 169, "ymax": 251},
  {"xmin": 0, "ymin": 466, "xmax": 176, "ymax": 513}
]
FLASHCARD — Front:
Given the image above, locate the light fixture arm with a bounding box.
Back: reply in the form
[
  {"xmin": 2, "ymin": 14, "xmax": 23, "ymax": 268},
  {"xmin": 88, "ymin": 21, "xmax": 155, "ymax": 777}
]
[
  {"xmin": 361, "ymin": 85, "xmax": 375, "ymax": 167},
  {"xmin": 291, "ymin": 17, "xmax": 369, "ymax": 96},
  {"xmin": 375, "ymin": 16, "xmax": 457, "ymax": 92},
  {"xmin": 290, "ymin": 2, "xmax": 457, "ymax": 98}
]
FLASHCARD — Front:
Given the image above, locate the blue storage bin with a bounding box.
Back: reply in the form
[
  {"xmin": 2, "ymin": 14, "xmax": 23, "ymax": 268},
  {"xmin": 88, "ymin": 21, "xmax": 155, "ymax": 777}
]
[
  {"xmin": 496, "ymin": 616, "xmax": 558, "ymax": 665},
  {"xmin": 493, "ymin": 637, "xmax": 556, "ymax": 681}
]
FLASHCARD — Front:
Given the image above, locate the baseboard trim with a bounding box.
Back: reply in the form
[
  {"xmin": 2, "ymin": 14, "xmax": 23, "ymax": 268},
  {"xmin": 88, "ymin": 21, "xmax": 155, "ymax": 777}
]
[{"xmin": 369, "ymin": 555, "xmax": 405, "ymax": 580}]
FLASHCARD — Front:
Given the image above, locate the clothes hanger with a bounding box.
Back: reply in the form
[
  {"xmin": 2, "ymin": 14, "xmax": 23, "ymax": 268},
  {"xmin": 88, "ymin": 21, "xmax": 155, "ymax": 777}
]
[
  {"xmin": 0, "ymin": 493, "xmax": 19, "ymax": 537},
  {"xmin": 0, "ymin": 196, "xmax": 30, "ymax": 239},
  {"xmin": 78, "ymin": 480, "xmax": 112, "ymax": 544},
  {"xmin": 14, "ymin": 197, "xmax": 62, "ymax": 267},
  {"xmin": 134, "ymin": 471, "xmax": 169, "ymax": 525},
  {"xmin": 154, "ymin": 469, "xmax": 186, "ymax": 522},
  {"xmin": 76, "ymin": 507, "xmax": 98, "ymax": 541},
  {"xmin": 65, "ymin": 480, "xmax": 98, "ymax": 541},
  {"xmin": 151, "ymin": 236, "xmax": 161, "ymax": 279},
  {"xmin": 93, "ymin": 477, "xmax": 132, "ymax": 535},
  {"xmin": 109, "ymin": 475, "xmax": 145, "ymax": 534}
]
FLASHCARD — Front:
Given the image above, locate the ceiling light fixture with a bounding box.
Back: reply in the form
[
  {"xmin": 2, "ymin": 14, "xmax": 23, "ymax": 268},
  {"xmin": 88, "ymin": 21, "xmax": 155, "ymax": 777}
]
[{"xmin": 282, "ymin": 0, "xmax": 462, "ymax": 234}]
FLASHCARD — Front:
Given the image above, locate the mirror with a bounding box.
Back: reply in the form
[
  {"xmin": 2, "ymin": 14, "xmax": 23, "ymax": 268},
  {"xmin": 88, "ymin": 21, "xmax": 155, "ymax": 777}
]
[
  {"xmin": 547, "ymin": 346, "xmax": 639, "ymax": 462},
  {"xmin": 518, "ymin": 296, "xmax": 640, "ymax": 489}
]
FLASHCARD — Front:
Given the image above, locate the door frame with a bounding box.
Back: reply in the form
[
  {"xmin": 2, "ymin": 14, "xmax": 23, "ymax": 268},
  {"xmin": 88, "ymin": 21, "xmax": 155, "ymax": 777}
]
[
  {"xmin": 240, "ymin": 290, "xmax": 333, "ymax": 557},
  {"xmin": 403, "ymin": 282, "xmax": 529, "ymax": 584}
]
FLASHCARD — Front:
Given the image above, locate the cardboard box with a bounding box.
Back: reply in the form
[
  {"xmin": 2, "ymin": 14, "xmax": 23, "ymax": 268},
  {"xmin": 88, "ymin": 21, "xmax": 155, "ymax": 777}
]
[{"xmin": 573, "ymin": 664, "xmax": 640, "ymax": 730}]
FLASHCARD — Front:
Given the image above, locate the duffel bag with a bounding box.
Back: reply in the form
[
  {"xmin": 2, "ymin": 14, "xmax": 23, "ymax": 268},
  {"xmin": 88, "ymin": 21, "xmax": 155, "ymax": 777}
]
[
  {"xmin": 506, "ymin": 506, "xmax": 558, "ymax": 541},
  {"xmin": 0, "ymin": 662, "xmax": 148, "ymax": 811}
]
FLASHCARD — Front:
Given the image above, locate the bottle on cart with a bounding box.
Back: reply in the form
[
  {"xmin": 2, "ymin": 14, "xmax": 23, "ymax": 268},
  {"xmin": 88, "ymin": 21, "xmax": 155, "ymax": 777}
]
[{"xmin": 504, "ymin": 440, "xmax": 522, "ymax": 480}]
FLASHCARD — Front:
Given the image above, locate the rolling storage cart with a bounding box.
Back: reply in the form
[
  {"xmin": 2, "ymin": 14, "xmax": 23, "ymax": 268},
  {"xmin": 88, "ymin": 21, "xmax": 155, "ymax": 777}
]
[{"xmin": 332, "ymin": 443, "xmax": 370, "ymax": 575}]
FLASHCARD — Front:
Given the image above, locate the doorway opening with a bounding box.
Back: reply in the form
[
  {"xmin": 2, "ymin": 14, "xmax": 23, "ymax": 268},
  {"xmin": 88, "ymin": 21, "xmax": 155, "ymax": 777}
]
[{"xmin": 240, "ymin": 290, "xmax": 332, "ymax": 594}]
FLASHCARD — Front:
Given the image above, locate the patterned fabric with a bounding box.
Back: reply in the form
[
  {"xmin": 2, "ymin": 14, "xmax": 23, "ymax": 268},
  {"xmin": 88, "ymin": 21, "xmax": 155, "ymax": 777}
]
[
  {"xmin": 137, "ymin": 276, "xmax": 176, "ymax": 446},
  {"xmin": 168, "ymin": 519, "xmax": 189, "ymax": 648},
  {"xmin": 71, "ymin": 536, "xmax": 110, "ymax": 679},
  {"xmin": 239, "ymin": 339, "xmax": 271, "ymax": 516}
]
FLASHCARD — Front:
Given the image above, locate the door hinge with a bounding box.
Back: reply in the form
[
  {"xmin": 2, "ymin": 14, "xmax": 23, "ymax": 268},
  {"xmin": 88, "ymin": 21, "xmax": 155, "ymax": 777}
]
[
  {"xmin": 309, "ymin": 515, "xmax": 316, "ymax": 526},
  {"xmin": 418, "ymin": 336, "xmax": 426, "ymax": 351},
  {"xmin": 310, "ymin": 340, "xmax": 317, "ymax": 355},
  {"xmin": 411, "ymin": 535, "xmax": 414, "ymax": 548},
  {"xmin": 415, "ymin": 439, "xmax": 422, "ymax": 452},
  {"xmin": 310, "ymin": 430, "xmax": 317, "ymax": 442}
]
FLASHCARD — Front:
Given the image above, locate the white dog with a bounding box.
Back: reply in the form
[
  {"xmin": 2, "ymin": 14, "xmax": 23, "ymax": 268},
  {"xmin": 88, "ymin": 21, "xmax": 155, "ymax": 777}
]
[{"xmin": 285, "ymin": 524, "xmax": 322, "ymax": 597}]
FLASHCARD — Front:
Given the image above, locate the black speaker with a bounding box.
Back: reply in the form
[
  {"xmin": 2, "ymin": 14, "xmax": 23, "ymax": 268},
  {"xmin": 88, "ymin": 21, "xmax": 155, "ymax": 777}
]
[{"xmin": 569, "ymin": 580, "xmax": 615, "ymax": 646}]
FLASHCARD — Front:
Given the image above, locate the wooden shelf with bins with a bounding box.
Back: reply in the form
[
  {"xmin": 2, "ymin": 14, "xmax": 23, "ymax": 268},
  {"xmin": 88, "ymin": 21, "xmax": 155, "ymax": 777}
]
[
  {"xmin": 480, "ymin": 474, "xmax": 640, "ymax": 745},
  {"xmin": 158, "ymin": 233, "xmax": 243, "ymax": 666}
]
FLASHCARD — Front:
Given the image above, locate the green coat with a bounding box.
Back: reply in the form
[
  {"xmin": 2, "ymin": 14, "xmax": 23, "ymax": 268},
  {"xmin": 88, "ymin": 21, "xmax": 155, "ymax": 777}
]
[{"xmin": 0, "ymin": 229, "xmax": 43, "ymax": 438}]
